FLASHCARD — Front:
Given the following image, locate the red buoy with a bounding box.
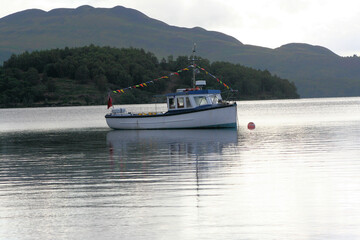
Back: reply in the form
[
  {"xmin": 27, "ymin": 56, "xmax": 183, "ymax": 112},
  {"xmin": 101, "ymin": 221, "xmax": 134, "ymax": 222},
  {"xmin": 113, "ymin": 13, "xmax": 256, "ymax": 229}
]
[{"xmin": 247, "ymin": 122, "xmax": 255, "ymax": 130}]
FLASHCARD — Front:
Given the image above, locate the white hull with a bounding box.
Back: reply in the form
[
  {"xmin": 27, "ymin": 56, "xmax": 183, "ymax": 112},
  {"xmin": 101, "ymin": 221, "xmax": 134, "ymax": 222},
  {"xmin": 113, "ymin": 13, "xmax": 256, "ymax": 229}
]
[{"xmin": 106, "ymin": 104, "xmax": 237, "ymax": 130}]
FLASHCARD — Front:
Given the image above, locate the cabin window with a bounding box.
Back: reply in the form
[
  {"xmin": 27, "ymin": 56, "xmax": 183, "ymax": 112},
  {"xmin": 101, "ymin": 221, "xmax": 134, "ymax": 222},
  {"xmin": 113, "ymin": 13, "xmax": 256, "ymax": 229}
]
[
  {"xmin": 211, "ymin": 95, "xmax": 220, "ymax": 104},
  {"xmin": 185, "ymin": 97, "xmax": 192, "ymax": 108},
  {"xmin": 194, "ymin": 96, "xmax": 208, "ymax": 106},
  {"xmin": 169, "ymin": 97, "xmax": 175, "ymax": 109},
  {"xmin": 177, "ymin": 97, "xmax": 185, "ymax": 108}
]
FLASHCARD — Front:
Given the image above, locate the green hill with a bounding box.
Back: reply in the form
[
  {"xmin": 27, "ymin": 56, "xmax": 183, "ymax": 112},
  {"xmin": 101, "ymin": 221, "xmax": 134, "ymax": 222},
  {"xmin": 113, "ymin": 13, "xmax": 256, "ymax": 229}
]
[
  {"xmin": 0, "ymin": 46, "xmax": 299, "ymax": 108},
  {"xmin": 0, "ymin": 5, "xmax": 359, "ymax": 98}
]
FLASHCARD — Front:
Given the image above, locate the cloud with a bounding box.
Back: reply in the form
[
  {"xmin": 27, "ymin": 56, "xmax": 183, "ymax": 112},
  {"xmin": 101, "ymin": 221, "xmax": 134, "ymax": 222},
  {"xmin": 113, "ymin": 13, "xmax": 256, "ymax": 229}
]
[{"xmin": 278, "ymin": 0, "xmax": 311, "ymax": 14}]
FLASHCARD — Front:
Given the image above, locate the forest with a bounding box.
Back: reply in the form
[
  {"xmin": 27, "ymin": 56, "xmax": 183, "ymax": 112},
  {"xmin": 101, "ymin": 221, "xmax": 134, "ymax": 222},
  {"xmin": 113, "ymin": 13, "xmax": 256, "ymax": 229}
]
[{"xmin": 0, "ymin": 45, "xmax": 299, "ymax": 108}]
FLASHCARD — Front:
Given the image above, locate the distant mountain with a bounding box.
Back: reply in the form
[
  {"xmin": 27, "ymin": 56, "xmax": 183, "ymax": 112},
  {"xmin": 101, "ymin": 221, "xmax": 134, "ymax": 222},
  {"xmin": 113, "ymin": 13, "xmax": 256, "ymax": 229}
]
[
  {"xmin": 0, "ymin": 5, "xmax": 243, "ymax": 60},
  {"xmin": 0, "ymin": 5, "xmax": 359, "ymax": 98}
]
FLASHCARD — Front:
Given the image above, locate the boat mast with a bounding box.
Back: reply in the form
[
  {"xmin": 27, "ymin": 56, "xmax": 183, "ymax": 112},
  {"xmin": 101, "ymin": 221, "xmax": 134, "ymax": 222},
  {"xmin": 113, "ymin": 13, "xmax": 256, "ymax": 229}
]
[{"xmin": 191, "ymin": 43, "xmax": 196, "ymax": 88}]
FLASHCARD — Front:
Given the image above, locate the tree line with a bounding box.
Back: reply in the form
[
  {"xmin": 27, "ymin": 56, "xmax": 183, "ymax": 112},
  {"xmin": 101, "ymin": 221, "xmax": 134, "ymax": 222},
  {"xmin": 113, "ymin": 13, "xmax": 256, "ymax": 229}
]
[{"xmin": 0, "ymin": 45, "xmax": 299, "ymax": 107}]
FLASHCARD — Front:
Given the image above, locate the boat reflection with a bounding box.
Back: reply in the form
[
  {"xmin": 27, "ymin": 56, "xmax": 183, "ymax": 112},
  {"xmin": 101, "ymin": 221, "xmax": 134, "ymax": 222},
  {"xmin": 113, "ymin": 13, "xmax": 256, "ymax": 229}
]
[
  {"xmin": 106, "ymin": 129, "xmax": 238, "ymax": 173},
  {"xmin": 107, "ymin": 129, "xmax": 238, "ymax": 155}
]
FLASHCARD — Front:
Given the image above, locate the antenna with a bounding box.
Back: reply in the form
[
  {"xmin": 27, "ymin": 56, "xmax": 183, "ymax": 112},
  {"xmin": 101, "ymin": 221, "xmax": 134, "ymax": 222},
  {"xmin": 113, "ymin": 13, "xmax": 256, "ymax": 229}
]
[{"xmin": 192, "ymin": 43, "xmax": 197, "ymax": 88}]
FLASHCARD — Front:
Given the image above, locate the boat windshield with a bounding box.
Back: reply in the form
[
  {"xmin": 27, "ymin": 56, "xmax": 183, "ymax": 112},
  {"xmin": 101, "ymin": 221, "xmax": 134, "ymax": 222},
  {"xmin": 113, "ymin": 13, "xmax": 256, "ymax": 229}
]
[
  {"xmin": 177, "ymin": 97, "xmax": 185, "ymax": 108},
  {"xmin": 194, "ymin": 96, "xmax": 208, "ymax": 106},
  {"xmin": 210, "ymin": 94, "xmax": 222, "ymax": 104},
  {"xmin": 186, "ymin": 97, "xmax": 192, "ymax": 108},
  {"xmin": 168, "ymin": 97, "xmax": 175, "ymax": 109}
]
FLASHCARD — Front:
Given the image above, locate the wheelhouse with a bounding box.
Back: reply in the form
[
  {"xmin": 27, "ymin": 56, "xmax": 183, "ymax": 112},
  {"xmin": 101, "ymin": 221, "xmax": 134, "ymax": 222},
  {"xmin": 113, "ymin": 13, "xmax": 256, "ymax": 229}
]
[{"xmin": 166, "ymin": 89, "xmax": 223, "ymax": 111}]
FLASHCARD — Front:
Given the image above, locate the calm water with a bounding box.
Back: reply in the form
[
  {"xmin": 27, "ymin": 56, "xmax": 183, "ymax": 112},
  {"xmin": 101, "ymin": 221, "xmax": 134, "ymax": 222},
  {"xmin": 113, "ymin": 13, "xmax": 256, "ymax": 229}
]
[{"xmin": 0, "ymin": 98, "xmax": 359, "ymax": 240}]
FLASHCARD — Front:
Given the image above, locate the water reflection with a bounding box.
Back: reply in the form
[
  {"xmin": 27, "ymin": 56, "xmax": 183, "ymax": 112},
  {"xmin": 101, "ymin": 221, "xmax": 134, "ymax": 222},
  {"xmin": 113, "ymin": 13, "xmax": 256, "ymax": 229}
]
[
  {"xmin": 0, "ymin": 129, "xmax": 239, "ymax": 185},
  {"xmin": 107, "ymin": 129, "xmax": 238, "ymax": 155},
  {"xmin": 106, "ymin": 129, "xmax": 238, "ymax": 176},
  {"xmin": 0, "ymin": 129, "xmax": 110, "ymax": 185}
]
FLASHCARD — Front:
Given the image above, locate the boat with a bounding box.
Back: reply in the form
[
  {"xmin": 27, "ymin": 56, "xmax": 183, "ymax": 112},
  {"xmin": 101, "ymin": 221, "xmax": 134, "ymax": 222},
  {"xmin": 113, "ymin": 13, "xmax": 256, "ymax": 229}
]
[{"xmin": 105, "ymin": 46, "xmax": 238, "ymax": 130}]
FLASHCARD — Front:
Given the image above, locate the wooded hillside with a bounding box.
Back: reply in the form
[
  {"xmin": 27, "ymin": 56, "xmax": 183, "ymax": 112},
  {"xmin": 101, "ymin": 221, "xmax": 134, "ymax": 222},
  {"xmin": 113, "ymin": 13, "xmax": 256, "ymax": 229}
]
[{"xmin": 0, "ymin": 45, "xmax": 299, "ymax": 108}]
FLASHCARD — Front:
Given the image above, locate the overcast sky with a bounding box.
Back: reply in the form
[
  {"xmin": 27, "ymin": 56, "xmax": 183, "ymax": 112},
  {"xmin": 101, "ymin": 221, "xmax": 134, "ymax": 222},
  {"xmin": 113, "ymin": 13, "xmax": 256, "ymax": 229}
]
[{"xmin": 1, "ymin": 0, "xmax": 360, "ymax": 56}]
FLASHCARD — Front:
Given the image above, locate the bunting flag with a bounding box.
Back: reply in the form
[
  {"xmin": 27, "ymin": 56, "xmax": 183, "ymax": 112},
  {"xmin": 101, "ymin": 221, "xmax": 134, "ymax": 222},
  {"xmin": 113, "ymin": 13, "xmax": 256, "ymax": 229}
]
[
  {"xmin": 110, "ymin": 65, "xmax": 234, "ymax": 95},
  {"xmin": 195, "ymin": 65, "xmax": 234, "ymax": 91}
]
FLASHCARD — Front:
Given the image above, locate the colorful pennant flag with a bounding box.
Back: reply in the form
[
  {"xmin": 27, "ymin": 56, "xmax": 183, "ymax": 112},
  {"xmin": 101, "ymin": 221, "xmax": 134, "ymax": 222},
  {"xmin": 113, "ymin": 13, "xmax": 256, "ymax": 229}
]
[{"xmin": 110, "ymin": 64, "xmax": 233, "ymax": 95}]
